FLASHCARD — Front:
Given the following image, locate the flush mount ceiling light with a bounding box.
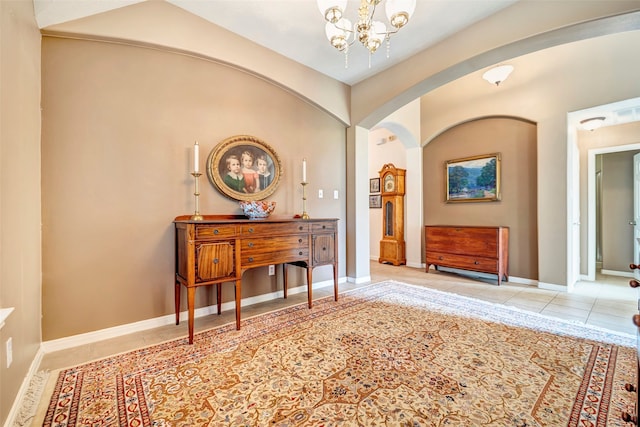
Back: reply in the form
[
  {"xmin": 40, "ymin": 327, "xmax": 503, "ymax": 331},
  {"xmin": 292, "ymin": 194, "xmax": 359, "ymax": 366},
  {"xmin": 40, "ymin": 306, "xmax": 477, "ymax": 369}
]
[
  {"xmin": 482, "ymin": 64, "xmax": 514, "ymax": 86},
  {"xmin": 317, "ymin": 0, "xmax": 417, "ymax": 68},
  {"xmin": 580, "ymin": 116, "xmax": 606, "ymax": 131}
]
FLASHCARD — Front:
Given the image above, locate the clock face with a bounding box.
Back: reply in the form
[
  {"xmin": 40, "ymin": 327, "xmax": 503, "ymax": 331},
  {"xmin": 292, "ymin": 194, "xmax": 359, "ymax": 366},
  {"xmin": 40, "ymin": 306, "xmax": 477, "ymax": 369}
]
[{"xmin": 384, "ymin": 175, "xmax": 395, "ymax": 192}]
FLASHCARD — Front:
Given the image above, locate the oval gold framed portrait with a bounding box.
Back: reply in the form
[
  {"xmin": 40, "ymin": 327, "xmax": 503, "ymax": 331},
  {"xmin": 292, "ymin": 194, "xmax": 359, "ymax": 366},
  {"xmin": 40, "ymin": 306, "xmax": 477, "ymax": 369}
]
[{"xmin": 206, "ymin": 135, "xmax": 283, "ymax": 201}]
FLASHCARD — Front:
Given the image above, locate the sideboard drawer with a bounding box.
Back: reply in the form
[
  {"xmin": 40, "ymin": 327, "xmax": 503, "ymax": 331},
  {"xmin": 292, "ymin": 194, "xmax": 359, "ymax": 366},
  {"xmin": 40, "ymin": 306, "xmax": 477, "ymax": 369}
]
[
  {"xmin": 241, "ymin": 222, "xmax": 310, "ymax": 236},
  {"xmin": 312, "ymin": 234, "xmax": 335, "ymax": 265},
  {"xmin": 426, "ymin": 252, "xmax": 498, "ymax": 274},
  {"xmin": 241, "ymin": 235, "xmax": 307, "ymax": 252},
  {"xmin": 196, "ymin": 225, "xmax": 237, "ymax": 240},
  {"xmin": 426, "ymin": 226, "xmax": 499, "ymax": 257},
  {"xmin": 311, "ymin": 222, "xmax": 336, "ymax": 233},
  {"xmin": 242, "ymin": 247, "xmax": 309, "ymax": 266},
  {"xmin": 196, "ymin": 241, "xmax": 235, "ymax": 281}
]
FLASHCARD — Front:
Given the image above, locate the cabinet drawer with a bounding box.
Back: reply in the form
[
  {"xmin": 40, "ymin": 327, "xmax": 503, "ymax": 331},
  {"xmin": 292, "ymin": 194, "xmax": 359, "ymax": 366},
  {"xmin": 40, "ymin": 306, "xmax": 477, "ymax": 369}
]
[
  {"xmin": 427, "ymin": 252, "xmax": 498, "ymax": 274},
  {"xmin": 241, "ymin": 235, "xmax": 308, "ymax": 266},
  {"xmin": 242, "ymin": 247, "xmax": 309, "ymax": 266},
  {"xmin": 196, "ymin": 242, "xmax": 235, "ymax": 281},
  {"xmin": 311, "ymin": 222, "xmax": 336, "ymax": 233},
  {"xmin": 426, "ymin": 227, "xmax": 499, "ymax": 257},
  {"xmin": 313, "ymin": 234, "xmax": 335, "ymax": 265},
  {"xmin": 196, "ymin": 225, "xmax": 237, "ymax": 240},
  {"xmin": 241, "ymin": 222, "xmax": 309, "ymax": 236}
]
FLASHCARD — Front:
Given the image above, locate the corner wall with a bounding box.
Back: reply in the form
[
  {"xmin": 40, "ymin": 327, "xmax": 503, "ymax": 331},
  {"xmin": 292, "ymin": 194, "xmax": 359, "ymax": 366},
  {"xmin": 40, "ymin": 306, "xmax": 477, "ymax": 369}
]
[
  {"xmin": 0, "ymin": 1, "xmax": 42, "ymax": 424},
  {"xmin": 423, "ymin": 117, "xmax": 538, "ymax": 280}
]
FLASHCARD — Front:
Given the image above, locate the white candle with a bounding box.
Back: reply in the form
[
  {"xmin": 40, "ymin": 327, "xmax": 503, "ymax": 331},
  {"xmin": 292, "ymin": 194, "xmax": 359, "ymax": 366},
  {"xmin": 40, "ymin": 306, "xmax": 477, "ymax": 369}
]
[
  {"xmin": 193, "ymin": 141, "xmax": 199, "ymax": 173},
  {"xmin": 302, "ymin": 158, "xmax": 307, "ymax": 182}
]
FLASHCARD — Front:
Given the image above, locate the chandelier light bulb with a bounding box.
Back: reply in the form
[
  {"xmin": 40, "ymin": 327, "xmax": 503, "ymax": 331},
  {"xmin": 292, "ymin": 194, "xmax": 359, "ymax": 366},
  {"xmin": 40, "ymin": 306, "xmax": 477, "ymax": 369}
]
[
  {"xmin": 325, "ymin": 19, "xmax": 352, "ymax": 51},
  {"xmin": 366, "ymin": 21, "xmax": 386, "ymax": 53},
  {"xmin": 385, "ymin": 0, "xmax": 416, "ymax": 28},
  {"xmin": 318, "ymin": 0, "xmax": 347, "ymax": 23}
]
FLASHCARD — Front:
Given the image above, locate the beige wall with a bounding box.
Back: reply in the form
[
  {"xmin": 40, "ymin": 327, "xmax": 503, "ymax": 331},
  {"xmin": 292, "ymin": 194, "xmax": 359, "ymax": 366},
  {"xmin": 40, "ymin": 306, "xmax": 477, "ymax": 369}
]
[
  {"xmin": 41, "ymin": 37, "xmax": 347, "ymax": 341},
  {"xmin": 422, "ymin": 117, "xmax": 538, "ymax": 280},
  {"xmin": 0, "ymin": 0, "xmax": 42, "ymax": 424}
]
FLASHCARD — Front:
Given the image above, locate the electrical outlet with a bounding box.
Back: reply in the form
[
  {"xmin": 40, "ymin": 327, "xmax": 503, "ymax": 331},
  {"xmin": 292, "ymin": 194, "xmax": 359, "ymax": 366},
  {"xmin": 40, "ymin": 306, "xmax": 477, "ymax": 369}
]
[
  {"xmin": 268, "ymin": 264, "xmax": 275, "ymax": 275},
  {"xmin": 333, "ymin": 190, "xmax": 339, "ymax": 199},
  {"xmin": 6, "ymin": 337, "xmax": 12, "ymax": 368},
  {"xmin": 318, "ymin": 189, "xmax": 323, "ymax": 199}
]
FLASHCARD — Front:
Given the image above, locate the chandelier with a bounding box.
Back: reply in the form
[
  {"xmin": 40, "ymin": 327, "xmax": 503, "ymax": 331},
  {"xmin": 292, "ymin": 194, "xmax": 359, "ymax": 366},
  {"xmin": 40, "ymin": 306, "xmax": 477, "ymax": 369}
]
[{"xmin": 317, "ymin": 0, "xmax": 417, "ymax": 67}]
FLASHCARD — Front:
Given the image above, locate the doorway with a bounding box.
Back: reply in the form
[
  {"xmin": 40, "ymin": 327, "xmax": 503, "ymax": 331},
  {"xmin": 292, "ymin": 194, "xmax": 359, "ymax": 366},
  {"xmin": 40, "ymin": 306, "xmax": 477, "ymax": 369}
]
[
  {"xmin": 568, "ymin": 97, "xmax": 640, "ymax": 289},
  {"xmin": 588, "ymin": 146, "xmax": 640, "ymax": 280}
]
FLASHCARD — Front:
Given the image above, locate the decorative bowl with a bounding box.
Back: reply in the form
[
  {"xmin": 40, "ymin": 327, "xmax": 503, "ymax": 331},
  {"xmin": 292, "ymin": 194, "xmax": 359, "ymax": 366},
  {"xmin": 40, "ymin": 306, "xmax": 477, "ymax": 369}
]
[{"xmin": 239, "ymin": 200, "xmax": 276, "ymax": 219}]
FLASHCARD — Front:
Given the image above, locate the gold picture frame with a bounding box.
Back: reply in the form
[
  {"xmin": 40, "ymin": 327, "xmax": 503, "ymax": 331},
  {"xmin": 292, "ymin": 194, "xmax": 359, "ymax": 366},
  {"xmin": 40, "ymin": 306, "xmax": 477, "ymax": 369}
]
[
  {"xmin": 445, "ymin": 153, "xmax": 501, "ymax": 203},
  {"xmin": 206, "ymin": 135, "xmax": 283, "ymax": 201}
]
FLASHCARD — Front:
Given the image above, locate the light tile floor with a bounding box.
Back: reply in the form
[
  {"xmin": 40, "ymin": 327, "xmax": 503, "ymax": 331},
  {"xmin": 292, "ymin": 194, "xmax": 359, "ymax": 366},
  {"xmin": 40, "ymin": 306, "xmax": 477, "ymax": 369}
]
[{"xmin": 38, "ymin": 262, "xmax": 638, "ymax": 372}]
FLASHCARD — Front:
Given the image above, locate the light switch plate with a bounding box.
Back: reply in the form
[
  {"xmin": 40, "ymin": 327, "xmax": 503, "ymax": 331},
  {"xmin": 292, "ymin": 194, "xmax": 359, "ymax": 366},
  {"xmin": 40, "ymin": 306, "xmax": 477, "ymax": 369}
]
[{"xmin": 318, "ymin": 189, "xmax": 323, "ymax": 199}]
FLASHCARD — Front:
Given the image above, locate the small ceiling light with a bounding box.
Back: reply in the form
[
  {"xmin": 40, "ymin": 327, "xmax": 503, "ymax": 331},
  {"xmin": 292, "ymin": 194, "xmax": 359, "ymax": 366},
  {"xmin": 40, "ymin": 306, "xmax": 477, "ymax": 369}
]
[
  {"xmin": 482, "ymin": 65, "xmax": 514, "ymax": 86},
  {"xmin": 580, "ymin": 116, "xmax": 606, "ymax": 131}
]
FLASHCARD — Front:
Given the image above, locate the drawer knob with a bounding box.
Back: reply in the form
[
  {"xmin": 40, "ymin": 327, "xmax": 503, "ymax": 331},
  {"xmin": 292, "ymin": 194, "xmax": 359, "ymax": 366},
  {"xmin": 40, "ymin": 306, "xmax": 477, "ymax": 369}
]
[
  {"xmin": 629, "ymin": 279, "xmax": 640, "ymax": 288},
  {"xmin": 299, "ymin": 251, "xmax": 303, "ymax": 256},
  {"xmin": 438, "ymin": 256, "xmax": 443, "ymax": 260},
  {"xmin": 248, "ymin": 257, "xmax": 254, "ymax": 262},
  {"xmin": 213, "ymin": 258, "xmax": 219, "ymax": 264},
  {"xmin": 322, "ymin": 225, "xmax": 326, "ymax": 229},
  {"xmin": 299, "ymin": 239, "xmax": 303, "ymax": 243},
  {"xmin": 248, "ymin": 242, "xmax": 254, "ymax": 247},
  {"xmin": 474, "ymin": 261, "xmax": 480, "ymax": 265},
  {"xmin": 299, "ymin": 226, "xmax": 303, "ymax": 230},
  {"xmin": 625, "ymin": 383, "xmax": 637, "ymax": 393},
  {"xmin": 248, "ymin": 228, "xmax": 254, "ymax": 233},
  {"xmin": 322, "ymin": 247, "xmax": 327, "ymax": 251}
]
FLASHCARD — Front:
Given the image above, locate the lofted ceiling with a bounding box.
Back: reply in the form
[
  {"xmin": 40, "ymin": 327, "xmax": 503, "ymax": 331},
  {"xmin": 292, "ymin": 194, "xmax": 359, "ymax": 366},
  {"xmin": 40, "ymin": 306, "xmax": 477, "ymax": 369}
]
[{"xmin": 32, "ymin": 0, "xmax": 518, "ymax": 85}]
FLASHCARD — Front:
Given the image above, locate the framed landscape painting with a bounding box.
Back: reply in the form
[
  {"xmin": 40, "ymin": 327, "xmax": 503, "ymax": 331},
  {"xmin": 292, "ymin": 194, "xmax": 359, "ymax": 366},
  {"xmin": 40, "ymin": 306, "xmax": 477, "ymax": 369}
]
[{"xmin": 445, "ymin": 153, "xmax": 501, "ymax": 203}]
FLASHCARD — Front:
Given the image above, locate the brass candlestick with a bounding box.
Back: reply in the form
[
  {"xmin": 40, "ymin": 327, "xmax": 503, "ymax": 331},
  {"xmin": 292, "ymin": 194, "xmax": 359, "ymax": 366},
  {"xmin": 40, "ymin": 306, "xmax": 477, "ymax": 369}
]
[
  {"xmin": 301, "ymin": 181, "xmax": 310, "ymax": 219},
  {"xmin": 190, "ymin": 172, "xmax": 203, "ymax": 221}
]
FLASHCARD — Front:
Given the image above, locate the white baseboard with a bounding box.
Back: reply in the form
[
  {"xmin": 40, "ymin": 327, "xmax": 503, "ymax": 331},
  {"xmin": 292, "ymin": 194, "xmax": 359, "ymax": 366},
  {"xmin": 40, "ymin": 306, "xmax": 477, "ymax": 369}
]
[
  {"xmin": 41, "ymin": 277, "xmax": 343, "ymax": 354},
  {"xmin": 601, "ymin": 269, "xmax": 634, "ymax": 278},
  {"xmin": 3, "ymin": 346, "xmax": 44, "ymax": 427},
  {"xmin": 347, "ymin": 275, "xmax": 372, "ymax": 284},
  {"xmin": 538, "ymin": 281, "xmax": 568, "ymax": 292}
]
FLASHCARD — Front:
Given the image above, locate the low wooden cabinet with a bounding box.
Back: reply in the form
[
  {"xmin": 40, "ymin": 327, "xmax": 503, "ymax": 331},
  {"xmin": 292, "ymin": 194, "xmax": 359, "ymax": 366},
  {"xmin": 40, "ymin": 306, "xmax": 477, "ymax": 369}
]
[
  {"xmin": 174, "ymin": 215, "xmax": 338, "ymax": 343},
  {"xmin": 425, "ymin": 225, "xmax": 509, "ymax": 285}
]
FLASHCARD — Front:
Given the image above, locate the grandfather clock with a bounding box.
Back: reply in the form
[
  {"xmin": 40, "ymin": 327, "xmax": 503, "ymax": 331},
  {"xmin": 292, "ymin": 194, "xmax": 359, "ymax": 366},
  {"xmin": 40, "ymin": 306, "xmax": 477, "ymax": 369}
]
[{"xmin": 379, "ymin": 163, "xmax": 406, "ymax": 265}]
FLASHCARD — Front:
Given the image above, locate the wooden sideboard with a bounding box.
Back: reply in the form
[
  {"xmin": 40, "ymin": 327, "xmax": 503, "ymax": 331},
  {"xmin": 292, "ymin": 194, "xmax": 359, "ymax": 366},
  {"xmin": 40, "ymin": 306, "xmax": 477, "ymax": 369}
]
[
  {"xmin": 174, "ymin": 215, "xmax": 338, "ymax": 344},
  {"xmin": 425, "ymin": 225, "xmax": 509, "ymax": 285}
]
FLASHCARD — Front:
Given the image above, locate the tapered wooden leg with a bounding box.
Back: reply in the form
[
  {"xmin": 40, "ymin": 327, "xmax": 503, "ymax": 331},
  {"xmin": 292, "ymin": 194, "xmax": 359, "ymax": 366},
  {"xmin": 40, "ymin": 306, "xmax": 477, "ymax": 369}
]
[
  {"xmin": 187, "ymin": 286, "xmax": 196, "ymax": 344},
  {"xmin": 175, "ymin": 280, "xmax": 181, "ymax": 325},
  {"xmin": 283, "ymin": 264, "xmax": 288, "ymax": 299},
  {"xmin": 235, "ymin": 279, "xmax": 242, "ymax": 330},
  {"xmin": 216, "ymin": 283, "xmax": 222, "ymax": 315},
  {"xmin": 307, "ymin": 267, "xmax": 313, "ymax": 308},
  {"xmin": 333, "ymin": 263, "xmax": 338, "ymax": 301}
]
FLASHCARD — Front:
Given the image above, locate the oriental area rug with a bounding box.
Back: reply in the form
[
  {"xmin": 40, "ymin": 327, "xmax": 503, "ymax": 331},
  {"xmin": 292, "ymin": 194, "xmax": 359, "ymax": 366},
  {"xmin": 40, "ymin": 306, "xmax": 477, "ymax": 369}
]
[{"xmin": 43, "ymin": 281, "xmax": 637, "ymax": 426}]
